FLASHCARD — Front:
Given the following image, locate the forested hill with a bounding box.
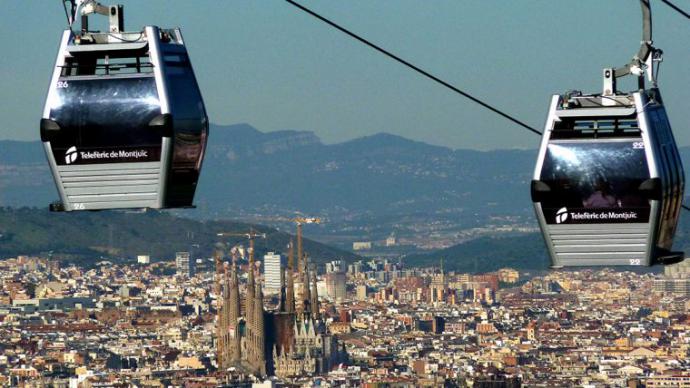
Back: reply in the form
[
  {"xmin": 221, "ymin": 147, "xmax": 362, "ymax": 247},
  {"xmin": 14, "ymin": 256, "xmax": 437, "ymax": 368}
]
[
  {"xmin": 403, "ymin": 233, "xmax": 550, "ymax": 273},
  {"xmin": 0, "ymin": 207, "xmax": 358, "ymax": 267},
  {"xmin": 403, "ymin": 212, "xmax": 690, "ymax": 273}
]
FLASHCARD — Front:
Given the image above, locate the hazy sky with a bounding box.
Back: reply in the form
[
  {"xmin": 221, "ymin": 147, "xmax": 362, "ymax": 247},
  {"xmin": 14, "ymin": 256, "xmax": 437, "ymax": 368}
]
[{"xmin": 2, "ymin": 1, "xmax": 690, "ymax": 150}]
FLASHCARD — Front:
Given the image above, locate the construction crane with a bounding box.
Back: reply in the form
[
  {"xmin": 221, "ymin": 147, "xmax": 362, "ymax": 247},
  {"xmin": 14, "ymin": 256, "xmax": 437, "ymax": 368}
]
[
  {"xmin": 216, "ymin": 229, "xmax": 267, "ymax": 271},
  {"xmin": 293, "ymin": 217, "xmax": 321, "ymax": 270}
]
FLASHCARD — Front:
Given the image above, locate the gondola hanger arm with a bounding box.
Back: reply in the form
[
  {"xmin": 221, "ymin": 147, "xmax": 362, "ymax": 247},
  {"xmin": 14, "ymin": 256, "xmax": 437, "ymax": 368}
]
[
  {"xmin": 606, "ymin": 0, "xmax": 662, "ymax": 96},
  {"xmin": 80, "ymin": 1, "xmax": 111, "ymax": 19},
  {"xmin": 62, "ymin": 0, "xmax": 124, "ymax": 33}
]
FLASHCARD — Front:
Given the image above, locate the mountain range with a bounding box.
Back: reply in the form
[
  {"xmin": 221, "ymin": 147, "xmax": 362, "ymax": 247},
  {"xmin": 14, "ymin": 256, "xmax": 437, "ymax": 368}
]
[
  {"xmin": 2, "ymin": 124, "xmax": 690, "ymax": 272},
  {"xmin": 0, "ymin": 123, "xmax": 539, "ymax": 250},
  {"xmin": 0, "ymin": 123, "xmax": 536, "ymax": 218}
]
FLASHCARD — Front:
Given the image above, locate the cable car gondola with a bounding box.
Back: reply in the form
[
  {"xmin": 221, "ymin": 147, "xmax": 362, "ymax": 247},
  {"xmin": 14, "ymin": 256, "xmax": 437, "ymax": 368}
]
[
  {"xmin": 531, "ymin": 1, "xmax": 684, "ymax": 267},
  {"xmin": 40, "ymin": 1, "xmax": 208, "ymax": 211}
]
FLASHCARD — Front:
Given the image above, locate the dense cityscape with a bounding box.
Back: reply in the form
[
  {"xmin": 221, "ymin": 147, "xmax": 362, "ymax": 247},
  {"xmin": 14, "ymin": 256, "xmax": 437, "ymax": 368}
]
[
  {"xmin": 5, "ymin": 1, "xmax": 690, "ymax": 388},
  {"xmin": 1, "ymin": 233, "xmax": 689, "ymax": 387}
]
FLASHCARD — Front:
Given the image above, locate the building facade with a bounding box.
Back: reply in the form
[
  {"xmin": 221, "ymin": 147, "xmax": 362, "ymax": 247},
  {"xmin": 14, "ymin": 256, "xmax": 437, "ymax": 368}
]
[
  {"xmin": 264, "ymin": 252, "xmax": 284, "ymax": 295},
  {"xmin": 326, "ymin": 272, "xmax": 347, "ymax": 303},
  {"xmin": 175, "ymin": 252, "xmax": 191, "ymax": 277},
  {"xmin": 217, "ymin": 241, "xmax": 345, "ymax": 378}
]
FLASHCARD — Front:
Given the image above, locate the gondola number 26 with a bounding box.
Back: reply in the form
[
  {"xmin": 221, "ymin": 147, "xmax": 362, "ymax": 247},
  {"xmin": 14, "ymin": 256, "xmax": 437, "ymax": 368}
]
[{"xmin": 57, "ymin": 81, "xmax": 69, "ymax": 88}]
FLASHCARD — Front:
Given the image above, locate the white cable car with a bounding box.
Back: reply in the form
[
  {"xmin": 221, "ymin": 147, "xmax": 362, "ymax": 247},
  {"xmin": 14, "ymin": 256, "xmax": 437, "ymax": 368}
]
[
  {"xmin": 531, "ymin": 1, "xmax": 684, "ymax": 267},
  {"xmin": 41, "ymin": 1, "xmax": 208, "ymax": 211}
]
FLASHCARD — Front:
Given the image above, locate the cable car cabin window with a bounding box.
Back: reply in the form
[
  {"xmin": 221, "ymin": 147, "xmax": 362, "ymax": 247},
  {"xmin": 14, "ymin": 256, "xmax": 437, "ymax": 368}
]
[
  {"xmin": 61, "ymin": 56, "xmax": 153, "ymax": 77},
  {"xmin": 47, "ymin": 76, "xmax": 162, "ymax": 165},
  {"xmin": 539, "ymin": 139, "xmax": 651, "ymax": 225},
  {"xmin": 651, "ymin": 110, "xmax": 680, "ymax": 225},
  {"xmin": 661, "ymin": 109, "xmax": 685, "ymax": 223},
  {"xmin": 163, "ymin": 54, "xmax": 206, "ymax": 168},
  {"xmin": 552, "ymin": 118, "xmax": 640, "ymax": 139}
]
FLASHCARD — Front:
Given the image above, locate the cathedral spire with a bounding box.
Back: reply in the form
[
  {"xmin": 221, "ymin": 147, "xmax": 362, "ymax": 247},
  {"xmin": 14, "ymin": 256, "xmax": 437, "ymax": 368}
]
[
  {"xmin": 310, "ymin": 263, "xmax": 320, "ymax": 321},
  {"xmin": 214, "ymin": 250, "xmax": 226, "ymax": 369},
  {"xmin": 302, "ymin": 256, "xmax": 312, "ymax": 319},
  {"xmin": 253, "ymin": 282, "xmax": 266, "ymax": 375},
  {"xmin": 286, "ymin": 239, "xmax": 296, "ymax": 314},
  {"xmin": 245, "ymin": 240, "xmax": 256, "ymax": 339},
  {"xmin": 278, "ymin": 265, "xmax": 286, "ymax": 312},
  {"xmin": 229, "ymin": 258, "xmax": 241, "ymax": 363}
]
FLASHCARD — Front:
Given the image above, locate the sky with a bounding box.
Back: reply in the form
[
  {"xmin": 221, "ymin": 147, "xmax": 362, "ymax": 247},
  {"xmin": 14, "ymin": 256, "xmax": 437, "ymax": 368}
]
[{"xmin": 2, "ymin": 1, "xmax": 690, "ymax": 150}]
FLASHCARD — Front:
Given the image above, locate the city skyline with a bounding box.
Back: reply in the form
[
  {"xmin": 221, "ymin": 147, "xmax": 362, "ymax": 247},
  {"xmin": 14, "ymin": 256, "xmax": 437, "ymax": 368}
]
[
  {"xmin": 1, "ymin": 251, "xmax": 688, "ymax": 385},
  {"xmin": 0, "ymin": 192, "xmax": 688, "ymax": 384},
  {"xmin": 1, "ymin": 1, "xmax": 689, "ymax": 384}
]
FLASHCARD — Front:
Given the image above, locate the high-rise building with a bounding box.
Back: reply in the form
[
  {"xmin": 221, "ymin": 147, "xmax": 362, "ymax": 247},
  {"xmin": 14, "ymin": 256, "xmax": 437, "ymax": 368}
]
[
  {"xmin": 664, "ymin": 259, "xmax": 690, "ymax": 279},
  {"xmin": 473, "ymin": 274, "xmax": 499, "ymax": 291},
  {"xmin": 326, "ymin": 272, "xmax": 347, "ymax": 303},
  {"xmin": 175, "ymin": 252, "xmax": 191, "ymax": 277},
  {"xmin": 432, "ymin": 316, "xmax": 445, "ymax": 334},
  {"xmin": 326, "ymin": 260, "xmax": 345, "ymax": 273},
  {"xmin": 356, "ymin": 285, "xmax": 367, "ymax": 301},
  {"xmin": 264, "ymin": 252, "xmax": 284, "ymax": 295},
  {"xmin": 430, "ymin": 259, "xmax": 447, "ymax": 303},
  {"xmin": 653, "ymin": 278, "xmax": 690, "ymax": 296},
  {"xmin": 654, "ymin": 260, "xmax": 690, "ymax": 296},
  {"xmin": 497, "ymin": 268, "xmax": 519, "ymax": 283},
  {"xmin": 348, "ymin": 261, "xmax": 364, "ymax": 274}
]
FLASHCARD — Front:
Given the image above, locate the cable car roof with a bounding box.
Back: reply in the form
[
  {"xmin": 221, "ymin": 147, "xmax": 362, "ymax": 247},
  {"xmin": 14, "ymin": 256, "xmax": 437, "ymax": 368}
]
[
  {"xmin": 67, "ymin": 41, "xmax": 148, "ymax": 54},
  {"xmin": 556, "ymin": 107, "xmax": 637, "ymax": 118}
]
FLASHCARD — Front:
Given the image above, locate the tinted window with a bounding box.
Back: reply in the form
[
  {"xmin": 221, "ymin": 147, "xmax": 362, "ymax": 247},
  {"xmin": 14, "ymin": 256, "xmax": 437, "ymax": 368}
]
[
  {"xmin": 539, "ymin": 140, "xmax": 651, "ymax": 224},
  {"xmin": 61, "ymin": 56, "xmax": 154, "ymax": 76},
  {"xmin": 49, "ymin": 76, "xmax": 162, "ymax": 148},
  {"xmin": 166, "ymin": 64, "xmax": 204, "ymax": 122},
  {"xmin": 164, "ymin": 55, "xmax": 207, "ymax": 167}
]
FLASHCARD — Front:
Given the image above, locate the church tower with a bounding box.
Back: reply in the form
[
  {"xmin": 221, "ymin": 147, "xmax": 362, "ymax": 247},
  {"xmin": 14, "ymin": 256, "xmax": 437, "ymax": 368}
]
[
  {"xmin": 286, "ymin": 240, "xmax": 296, "ymax": 314},
  {"xmin": 301, "ymin": 257, "xmax": 312, "ymax": 319},
  {"xmin": 215, "ymin": 252, "xmax": 227, "ymax": 369},
  {"xmin": 228, "ymin": 259, "xmax": 241, "ymax": 363},
  {"xmin": 310, "ymin": 264, "xmax": 320, "ymax": 321},
  {"xmin": 253, "ymin": 282, "xmax": 266, "ymax": 375},
  {"xmin": 244, "ymin": 239, "xmax": 256, "ymax": 363}
]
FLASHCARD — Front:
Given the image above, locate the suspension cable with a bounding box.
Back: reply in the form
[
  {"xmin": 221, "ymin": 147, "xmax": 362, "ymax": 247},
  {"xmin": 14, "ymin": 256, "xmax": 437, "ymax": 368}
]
[
  {"xmin": 660, "ymin": 0, "xmax": 690, "ymax": 19},
  {"xmin": 283, "ymin": 0, "xmax": 542, "ymax": 136},
  {"xmin": 284, "ymin": 1, "xmax": 690, "ymax": 213},
  {"xmin": 61, "ymin": 0, "xmax": 76, "ymax": 35}
]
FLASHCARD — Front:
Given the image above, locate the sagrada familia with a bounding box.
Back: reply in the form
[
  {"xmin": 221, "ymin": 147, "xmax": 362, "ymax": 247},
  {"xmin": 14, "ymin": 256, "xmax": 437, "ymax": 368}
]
[{"xmin": 215, "ymin": 237, "xmax": 347, "ymax": 377}]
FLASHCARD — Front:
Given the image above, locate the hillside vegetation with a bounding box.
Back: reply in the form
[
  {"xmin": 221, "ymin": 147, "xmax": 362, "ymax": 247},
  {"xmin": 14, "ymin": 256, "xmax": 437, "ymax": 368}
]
[{"xmin": 0, "ymin": 207, "xmax": 358, "ymax": 267}]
